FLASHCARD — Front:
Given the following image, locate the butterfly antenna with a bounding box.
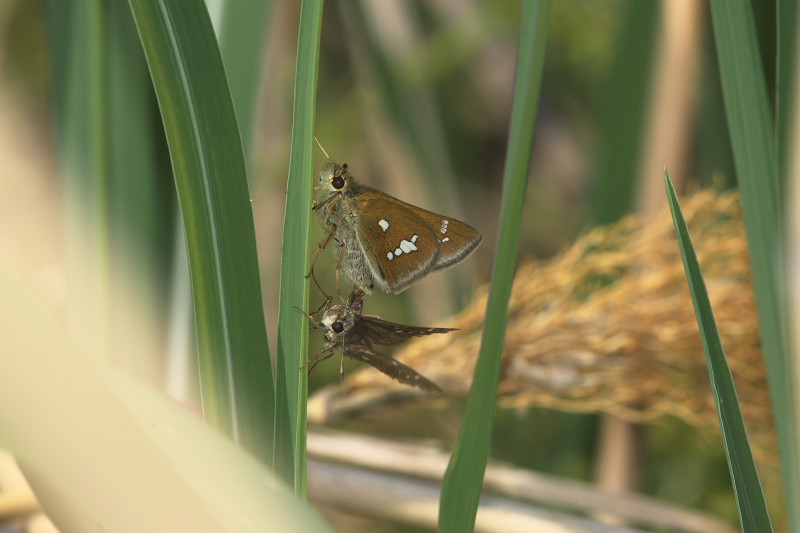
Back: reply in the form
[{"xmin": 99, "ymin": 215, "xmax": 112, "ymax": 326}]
[{"xmin": 314, "ymin": 136, "xmax": 330, "ymax": 159}]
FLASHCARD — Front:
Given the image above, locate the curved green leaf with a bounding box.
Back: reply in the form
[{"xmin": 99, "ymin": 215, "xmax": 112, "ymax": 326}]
[{"xmin": 128, "ymin": 0, "xmax": 274, "ymax": 464}]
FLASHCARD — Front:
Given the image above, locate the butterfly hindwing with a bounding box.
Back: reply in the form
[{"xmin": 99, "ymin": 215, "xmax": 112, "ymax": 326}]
[{"xmin": 344, "ymin": 345, "xmax": 442, "ymax": 393}]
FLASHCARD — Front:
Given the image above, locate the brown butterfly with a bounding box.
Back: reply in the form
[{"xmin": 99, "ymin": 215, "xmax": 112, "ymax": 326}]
[
  {"xmin": 303, "ymin": 290, "xmax": 452, "ymax": 392},
  {"xmin": 312, "ymin": 161, "xmax": 481, "ymax": 295}
]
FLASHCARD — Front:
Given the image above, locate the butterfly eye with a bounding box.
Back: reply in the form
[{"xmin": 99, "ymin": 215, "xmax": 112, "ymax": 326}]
[
  {"xmin": 332, "ymin": 174, "xmax": 345, "ymax": 189},
  {"xmin": 332, "ymin": 321, "xmax": 344, "ymax": 333}
]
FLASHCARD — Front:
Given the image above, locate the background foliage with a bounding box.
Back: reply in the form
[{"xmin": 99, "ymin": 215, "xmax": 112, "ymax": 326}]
[{"xmin": 0, "ymin": 0, "xmax": 795, "ymax": 531}]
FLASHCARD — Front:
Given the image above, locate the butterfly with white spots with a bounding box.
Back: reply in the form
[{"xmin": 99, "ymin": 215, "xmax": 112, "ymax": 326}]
[{"xmin": 313, "ymin": 161, "xmax": 482, "ymax": 294}]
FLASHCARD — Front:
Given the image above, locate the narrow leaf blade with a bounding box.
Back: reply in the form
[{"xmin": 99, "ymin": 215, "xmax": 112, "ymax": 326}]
[
  {"xmin": 438, "ymin": 2, "xmax": 552, "ymax": 532},
  {"xmin": 274, "ymin": 0, "xmax": 324, "ymax": 495},
  {"xmin": 665, "ymin": 173, "xmax": 772, "ymax": 533}
]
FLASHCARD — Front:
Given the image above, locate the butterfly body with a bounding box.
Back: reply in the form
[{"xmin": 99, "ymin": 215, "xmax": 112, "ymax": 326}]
[
  {"xmin": 314, "ymin": 162, "xmax": 481, "ymax": 294},
  {"xmin": 321, "ymin": 302, "xmax": 456, "ymax": 350}
]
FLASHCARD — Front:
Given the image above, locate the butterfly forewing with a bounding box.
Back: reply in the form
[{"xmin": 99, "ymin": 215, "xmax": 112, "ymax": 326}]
[
  {"xmin": 345, "ymin": 345, "xmax": 442, "ymax": 393},
  {"xmin": 352, "ymin": 191, "xmax": 440, "ymax": 293},
  {"xmin": 410, "ymin": 208, "xmax": 482, "ymax": 270},
  {"xmin": 314, "ymin": 162, "xmax": 481, "ymax": 295},
  {"xmin": 357, "ymin": 314, "xmax": 457, "ymax": 346}
]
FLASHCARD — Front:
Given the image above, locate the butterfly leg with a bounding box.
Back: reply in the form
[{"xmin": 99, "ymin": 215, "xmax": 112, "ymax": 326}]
[
  {"xmin": 339, "ymin": 340, "xmax": 347, "ymax": 382},
  {"xmin": 301, "ymin": 346, "xmax": 335, "ymax": 374},
  {"xmin": 308, "ymin": 226, "xmax": 335, "ymax": 270},
  {"xmin": 308, "ymin": 270, "xmax": 333, "ymax": 314},
  {"xmin": 307, "ymin": 227, "xmax": 336, "ymax": 306},
  {"xmin": 309, "ymin": 292, "xmax": 332, "ymax": 316},
  {"xmin": 334, "ymin": 245, "xmax": 348, "ymax": 304},
  {"xmin": 311, "ymin": 190, "xmax": 341, "ymax": 212},
  {"xmin": 294, "ymin": 305, "xmax": 323, "ymax": 328}
]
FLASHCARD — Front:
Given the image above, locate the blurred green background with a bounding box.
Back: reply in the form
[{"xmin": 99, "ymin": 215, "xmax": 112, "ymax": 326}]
[{"xmin": 0, "ymin": 0, "xmax": 790, "ymax": 531}]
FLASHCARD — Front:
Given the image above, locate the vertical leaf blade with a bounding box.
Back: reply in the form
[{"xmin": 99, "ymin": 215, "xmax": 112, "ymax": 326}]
[
  {"xmin": 216, "ymin": 0, "xmax": 274, "ymax": 160},
  {"xmin": 777, "ymin": 0, "xmax": 798, "ymax": 187},
  {"xmin": 274, "ymin": 0, "xmax": 324, "ymax": 495},
  {"xmin": 709, "ymin": 0, "xmax": 797, "ymax": 527},
  {"xmin": 46, "ymin": 0, "xmax": 111, "ymax": 359},
  {"xmin": 128, "ymin": 0, "xmax": 275, "ymax": 464},
  {"xmin": 438, "ymin": 2, "xmax": 552, "ymax": 532},
  {"xmin": 590, "ymin": 0, "xmax": 659, "ymax": 225},
  {"xmin": 664, "ymin": 173, "xmax": 772, "ymax": 533}
]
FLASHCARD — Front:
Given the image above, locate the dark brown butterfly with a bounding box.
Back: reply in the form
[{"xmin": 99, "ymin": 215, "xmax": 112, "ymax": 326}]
[
  {"xmin": 303, "ymin": 291, "xmax": 452, "ymax": 392},
  {"xmin": 312, "ymin": 161, "xmax": 481, "ymax": 295}
]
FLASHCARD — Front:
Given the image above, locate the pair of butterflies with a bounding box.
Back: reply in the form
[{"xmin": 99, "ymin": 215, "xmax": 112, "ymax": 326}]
[{"xmin": 306, "ymin": 161, "xmax": 481, "ymax": 391}]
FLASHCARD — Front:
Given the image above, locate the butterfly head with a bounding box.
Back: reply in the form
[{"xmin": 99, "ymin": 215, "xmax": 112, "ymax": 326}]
[
  {"xmin": 316, "ymin": 161, "xmax": 353, "ymax": 196},
  {"xmin": 321, "ymin": 304, "xmax": 357, "ymax": 341}
]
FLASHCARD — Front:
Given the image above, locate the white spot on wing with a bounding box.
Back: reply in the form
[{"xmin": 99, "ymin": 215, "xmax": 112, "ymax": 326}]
[
  {"xmin": 399, "ymin": 239, "xmax": 418, "ymax": 253},
  {"xmin": 411, "ymin": 234, "xmax": 418, "ymax": 243},
  {"xmin": 441, "ymin": 237, "xmax": 450, "ymax": 243},
  {"xmin": 440, "ymin": 220, "xmax": 449, "ymax": 234},
  {"xmin": 387, "ymin": 252, "xmax": 394, "ymax": 260},
  {"xmin": 379, "ymin": 219, "xmax": 390, "ymax": 232},
  {"xmin": 395, "ymin": 248, "xmax": 402, "ymax": 256}
]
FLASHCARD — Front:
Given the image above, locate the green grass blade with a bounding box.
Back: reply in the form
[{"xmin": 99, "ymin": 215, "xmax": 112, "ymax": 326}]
[
  {"xmin": 273, "ymin": 0, "xmax": 324, "ymax": 495},
  {"xmin": 104, "ymin": 2, "xmax": 175, "ymax": 379},
  {"xmin": 216, "ymin": 0, "xmax": 273, "ymax": 159},
  {"xmin": 47, "ymin": 1, "xmax": 174, "ymax": 378},
  {"xmin": 45, "ymin": 0, "xmax": 111, "ymax": 357},
  {"xmin": 128, "ymin": 0, "xmax": 275, "ymax": 465},
  {"xmin": 777, "ymin": 0, "xmax": 798, "ymax": 187},
  {"xmin": 709, "ymin": 0, "xmax": 798, "ymax": 527},
  {"xmin": 664, "ymin": 173, "xmax": 772, "ymax": 533},
  {"xmin": 590, "ymin": 0, "xmax": 659, "ymax": 225},
  {"xmin": 438, "ymin": 2, "xmax": 552, "ymax": 531}
]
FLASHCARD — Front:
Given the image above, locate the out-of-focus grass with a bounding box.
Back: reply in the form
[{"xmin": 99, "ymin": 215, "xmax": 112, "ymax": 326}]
[
  {"xmin": 0, "ymin": 264, "xmax": 330, "ymax": 532},
  {"xmin": 589, "ymin": 0, "xmax": 658, "ymax": 225},
  {"xmin": 777, "ymin": 0, "xmax": 797, "ymax": 190},
  {"xmin": 710, "ymin": 0, "xmax": 797, "ymax": 527},
  {"xmin": 46, "ymin": 0, "xmax": 110, "ymax": 360},
  {"xmin": 45, "ymin": 1, "xmax": 172, "ymax": 381},
  {"xmin": 214, "ymin": 0, "xmax": 273, "ymax": 162}
]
